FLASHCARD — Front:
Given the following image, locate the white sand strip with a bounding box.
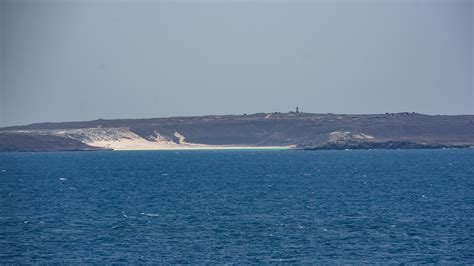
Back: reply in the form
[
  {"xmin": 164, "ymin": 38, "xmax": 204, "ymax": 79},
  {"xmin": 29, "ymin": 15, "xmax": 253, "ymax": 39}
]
[{"xmin": 58, "ymin": 128, "xmax": 294, "ymax": 151}]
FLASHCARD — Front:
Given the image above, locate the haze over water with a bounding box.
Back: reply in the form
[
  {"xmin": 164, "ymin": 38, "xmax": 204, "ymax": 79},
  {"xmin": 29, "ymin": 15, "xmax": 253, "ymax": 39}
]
[{"xmin": 1, "ymin": 149, "xmax": 473, "ymax": 263}]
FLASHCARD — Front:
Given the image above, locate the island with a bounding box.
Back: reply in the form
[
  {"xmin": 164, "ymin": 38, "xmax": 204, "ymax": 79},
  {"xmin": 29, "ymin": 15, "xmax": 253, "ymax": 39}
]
[{"xmin": 1, "ymin": 112, "xmax": 473, "ymax": 152}]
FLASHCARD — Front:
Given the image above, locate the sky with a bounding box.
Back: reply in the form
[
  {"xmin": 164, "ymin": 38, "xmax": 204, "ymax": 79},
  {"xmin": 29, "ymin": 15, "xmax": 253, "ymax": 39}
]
[{"xmin": 0, "ymin": 0, "xmax": 472, "ymax": 127}]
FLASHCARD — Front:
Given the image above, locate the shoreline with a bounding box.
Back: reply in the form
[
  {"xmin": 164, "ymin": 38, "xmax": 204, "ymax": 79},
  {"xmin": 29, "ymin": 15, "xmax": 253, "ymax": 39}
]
[
  {"xmin": 103, "ymin": 145, "xmax": 295, "ymax": 151},
  {"xmin": 2, "ymin": 146, "xmax": 474, "ymax": 153}
]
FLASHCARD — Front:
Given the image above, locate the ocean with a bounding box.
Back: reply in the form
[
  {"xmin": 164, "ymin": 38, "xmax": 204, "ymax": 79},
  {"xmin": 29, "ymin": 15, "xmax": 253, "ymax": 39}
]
[{"xmin": 1, "ymin": 149, "xmax": 473, "ymax": 263}]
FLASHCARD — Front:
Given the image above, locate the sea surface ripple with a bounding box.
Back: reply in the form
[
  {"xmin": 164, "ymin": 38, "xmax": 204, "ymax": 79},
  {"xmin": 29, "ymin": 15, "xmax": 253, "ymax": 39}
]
[{"xmin": 0, "ymin": 149, "xmax": 473, "ymax": 263}]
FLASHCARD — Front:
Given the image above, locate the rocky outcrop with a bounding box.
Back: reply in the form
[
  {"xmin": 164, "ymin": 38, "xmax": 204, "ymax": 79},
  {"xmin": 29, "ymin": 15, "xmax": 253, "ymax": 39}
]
[
  {"xmin": 0, "ymin": 133, "xmax": 107, "ymax": 152},
  {"xmin": 300, "ymin": 140, "xmax": 471, "ymax": 150}
]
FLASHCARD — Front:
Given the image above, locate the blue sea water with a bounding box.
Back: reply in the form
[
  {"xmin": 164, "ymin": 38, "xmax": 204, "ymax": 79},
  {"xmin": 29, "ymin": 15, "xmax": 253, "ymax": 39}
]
[{"xmin": 0, "ymin": 149, "xmax": 473, "ymax": 263}]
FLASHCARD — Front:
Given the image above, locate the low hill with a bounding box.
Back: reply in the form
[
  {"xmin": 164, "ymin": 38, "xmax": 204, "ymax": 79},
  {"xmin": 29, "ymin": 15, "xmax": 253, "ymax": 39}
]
[{"xmin": 1, "ymin": 112, "xmax": 473, "ymax": 151}]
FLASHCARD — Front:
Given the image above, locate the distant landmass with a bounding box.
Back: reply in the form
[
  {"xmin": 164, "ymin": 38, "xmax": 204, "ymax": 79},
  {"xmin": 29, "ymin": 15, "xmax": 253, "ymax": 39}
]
[{"xmin": 1, "ymin": 112, "xmax": 473, "ymax": 152}]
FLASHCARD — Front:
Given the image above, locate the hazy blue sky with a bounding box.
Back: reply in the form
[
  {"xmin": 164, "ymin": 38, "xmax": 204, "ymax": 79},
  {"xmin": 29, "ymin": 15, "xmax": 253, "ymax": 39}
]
[{"xmin": 0, "ymin": 0, "xmax": 472, "ymax": 126}]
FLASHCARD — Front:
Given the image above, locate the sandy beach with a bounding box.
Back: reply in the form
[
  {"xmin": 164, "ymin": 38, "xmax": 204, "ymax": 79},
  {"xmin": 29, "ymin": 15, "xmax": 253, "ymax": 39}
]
[{"xmin": 52, "ymin": 128, "xmax": 294, "ymax": 151}]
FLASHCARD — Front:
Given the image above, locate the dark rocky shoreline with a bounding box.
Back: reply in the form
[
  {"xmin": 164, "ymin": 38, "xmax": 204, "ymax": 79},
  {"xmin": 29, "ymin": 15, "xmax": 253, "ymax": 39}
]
[{"xmin": 300, "ymin": 140, "xmax": 472, "ymax": 151}]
